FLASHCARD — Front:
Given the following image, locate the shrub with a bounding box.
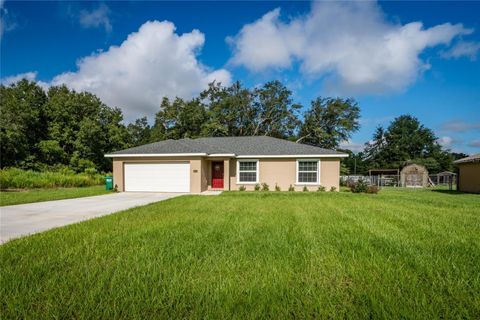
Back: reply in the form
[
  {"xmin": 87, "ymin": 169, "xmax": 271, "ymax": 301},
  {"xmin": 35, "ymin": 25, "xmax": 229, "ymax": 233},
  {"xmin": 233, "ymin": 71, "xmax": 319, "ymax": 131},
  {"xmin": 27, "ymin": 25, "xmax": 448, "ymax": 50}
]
[
  {"xmin": 303, "ymin": 186, "xmax": 309, "ymax": 192},
  {"xmin": 288, "ymin": 184, "xmax": 295, "ymax": 192},
  {"xmin": 317, "ymin": 185, "xmax": 326, "ymax": 192},
  {"xmin": 261, "ymin": 183, "xmax": 269, "ymax": 191},
  {"xmin": 330, "ymin": 186, "xmax": 337, "ymax": 192},
  {"xmin": 351, "ymin": 179, "xmax": 369, "ymax": 193},
  {"xmin": 239, "ymin": 185, "xmax": 246, "ymax": 192},
  {"xmin": 0, "ymin": 168, "xmax": 104, "ymax": 189},
  {"xmin": 367, "ymin": 185, "xmax": 379, "ymax": 194},
  {"xmin": 275, "ymin": 184, "xmax": 281, "ymax": 192},
  {"xmin": 254, "ymin": 184, "xmax": 261, "ymax": 191}
]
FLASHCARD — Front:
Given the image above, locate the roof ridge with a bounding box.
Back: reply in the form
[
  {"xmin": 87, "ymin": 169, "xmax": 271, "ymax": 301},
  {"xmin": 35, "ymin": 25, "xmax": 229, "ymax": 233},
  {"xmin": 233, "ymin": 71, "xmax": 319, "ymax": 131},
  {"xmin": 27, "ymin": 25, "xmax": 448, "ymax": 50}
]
[{"xmin": 193, "ymin": 137, "xmax": 234, "ymax": 154}]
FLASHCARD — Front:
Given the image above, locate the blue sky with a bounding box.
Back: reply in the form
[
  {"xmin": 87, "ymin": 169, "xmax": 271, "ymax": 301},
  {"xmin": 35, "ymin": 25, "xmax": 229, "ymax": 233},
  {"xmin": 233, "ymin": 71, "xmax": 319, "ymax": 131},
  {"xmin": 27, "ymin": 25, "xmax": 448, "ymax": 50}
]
[{"xmin": 1, "ymin": 1, "xmax": 479, "ymax": 154}]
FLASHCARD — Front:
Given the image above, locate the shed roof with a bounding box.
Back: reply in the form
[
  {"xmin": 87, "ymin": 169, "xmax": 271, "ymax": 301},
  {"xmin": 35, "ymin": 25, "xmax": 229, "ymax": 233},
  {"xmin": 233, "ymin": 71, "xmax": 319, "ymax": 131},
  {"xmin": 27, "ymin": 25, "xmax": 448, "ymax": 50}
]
[{"xmin": 453, "ymin": 153, "xmax": 480, "ymax": 164}]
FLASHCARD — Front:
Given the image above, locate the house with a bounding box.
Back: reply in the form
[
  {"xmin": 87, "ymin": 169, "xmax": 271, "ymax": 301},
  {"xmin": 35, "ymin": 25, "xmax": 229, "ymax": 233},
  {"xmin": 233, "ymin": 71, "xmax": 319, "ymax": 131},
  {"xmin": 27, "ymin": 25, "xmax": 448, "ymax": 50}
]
[
  {"xmin": 453, "ymin": 153, "xmax": 480, "ymax": 193},
  {"xmin": 105, "ymin": 136, "xmax": 348, "ymax": 193}
]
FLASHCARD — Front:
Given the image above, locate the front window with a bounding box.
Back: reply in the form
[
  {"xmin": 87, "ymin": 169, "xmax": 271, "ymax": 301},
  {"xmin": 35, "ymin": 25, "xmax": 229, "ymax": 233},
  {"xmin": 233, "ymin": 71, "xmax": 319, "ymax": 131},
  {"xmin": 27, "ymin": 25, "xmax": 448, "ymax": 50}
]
[
  {"xmin": 297, "ymin": 160, "xmax": 319, "ymax": 184},
  {"xmin": 238, "ymin": 160, "xmax": 258, "ymax": 183}
]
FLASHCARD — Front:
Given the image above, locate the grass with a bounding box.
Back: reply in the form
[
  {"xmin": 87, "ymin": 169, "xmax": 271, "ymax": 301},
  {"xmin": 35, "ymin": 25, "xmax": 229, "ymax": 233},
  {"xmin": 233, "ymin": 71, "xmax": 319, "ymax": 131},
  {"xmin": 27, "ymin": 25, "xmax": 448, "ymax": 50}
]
[
  {"xmin": 1, "ymin": 188, "xmax": 479, "ymax": 318},
  {"xmin": 0, "ymin": 168, "xmax": 105, "ymax": 189},
  {"xmin": 0, "ymin": 186, "xmax": 111, "ymax": 206}
]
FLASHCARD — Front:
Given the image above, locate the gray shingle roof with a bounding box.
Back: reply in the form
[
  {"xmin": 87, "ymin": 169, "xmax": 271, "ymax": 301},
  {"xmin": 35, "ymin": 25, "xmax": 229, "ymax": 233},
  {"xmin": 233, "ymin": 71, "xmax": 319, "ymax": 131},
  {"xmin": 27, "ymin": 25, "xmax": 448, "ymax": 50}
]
[{"xmin": 107, "ymin": 136, "xmax": 346, "ymax": 157}]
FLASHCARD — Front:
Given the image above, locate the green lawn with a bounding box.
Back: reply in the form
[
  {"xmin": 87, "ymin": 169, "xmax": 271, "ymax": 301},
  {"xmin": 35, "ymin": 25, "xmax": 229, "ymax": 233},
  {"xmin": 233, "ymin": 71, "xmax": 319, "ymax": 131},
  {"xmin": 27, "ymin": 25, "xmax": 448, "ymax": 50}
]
[
  {"xmin": 1, "ymin": 189, "xmax": 479, "ymax": 318},
  {"xmin": 0, "ymin": 186, "xmax": 111, "ymax": 206}
]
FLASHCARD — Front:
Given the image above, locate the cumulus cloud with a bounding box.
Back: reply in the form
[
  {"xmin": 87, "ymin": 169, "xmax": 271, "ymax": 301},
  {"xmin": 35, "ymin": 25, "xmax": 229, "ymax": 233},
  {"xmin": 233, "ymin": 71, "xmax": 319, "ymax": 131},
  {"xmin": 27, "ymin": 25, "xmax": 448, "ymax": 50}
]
[
  {"xmin": 52, "ymin": 21, "xmax": 231, "ymax": 120},
  {"xmin": 441, "ymin": 41, "xmax": 480, "ymax": 61},
  {"xmin": 440, "ymin": 120, "xmax": 480, "ymax": 132},
  {"xmin": 0, "ymin": 71, "xmax": 49, "ymax": 89},
  {"xmin": 2, "ymin": 21, "xmax": 231, "ymax": 121},
  {"xmin": 79, "ymin": 3, "xmax": 112, "ymax": 33},
  {"xmin": 229, "ymin": 1, "xmax": 473, "ymax": 94}
]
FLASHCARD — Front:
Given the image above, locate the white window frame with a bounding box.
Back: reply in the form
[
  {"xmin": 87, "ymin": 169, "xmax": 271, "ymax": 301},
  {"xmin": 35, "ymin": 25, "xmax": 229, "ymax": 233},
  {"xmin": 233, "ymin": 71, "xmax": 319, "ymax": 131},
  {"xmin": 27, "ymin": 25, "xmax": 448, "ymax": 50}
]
[
  {"xmin": 296, "ymin": 159, "xmax": 320, "ymax": 185},
  {"xmin": 237, "ymin": 159, "xmax": 259, "ymax": 184}
]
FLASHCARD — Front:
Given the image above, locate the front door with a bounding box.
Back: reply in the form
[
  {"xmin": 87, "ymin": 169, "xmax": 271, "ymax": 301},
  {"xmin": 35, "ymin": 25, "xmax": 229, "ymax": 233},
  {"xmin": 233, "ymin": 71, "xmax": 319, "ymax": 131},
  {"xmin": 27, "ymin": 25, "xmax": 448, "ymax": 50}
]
[{"xmin": 212, "ymin": 161, "xmax": 224, "ymax": 189}]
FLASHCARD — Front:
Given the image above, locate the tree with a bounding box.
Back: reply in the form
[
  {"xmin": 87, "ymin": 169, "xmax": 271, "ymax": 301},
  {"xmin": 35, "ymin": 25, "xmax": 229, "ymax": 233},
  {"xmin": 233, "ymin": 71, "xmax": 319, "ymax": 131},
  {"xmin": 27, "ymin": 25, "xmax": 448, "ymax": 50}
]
[
  {"xmin": 127, "ymin": 117, "xmax": 151, "ymax": 147},
  {"xmin": 200, "ymin": 81, "xmax": 256, "ymax": 137},
  {"xmin": 298, "ymin": 97, "xmax": 360, "ymax": 149},
  {"xmin": 363, "ymin": 115, "xmax": 452, "ymax": 173},
  {"xmin": 252, "ymin": 81, "xmax": 301, "ymax": 138},
  {"xmin": 0, "ymin": 80, "xmax": 47, "ymax": 168}
]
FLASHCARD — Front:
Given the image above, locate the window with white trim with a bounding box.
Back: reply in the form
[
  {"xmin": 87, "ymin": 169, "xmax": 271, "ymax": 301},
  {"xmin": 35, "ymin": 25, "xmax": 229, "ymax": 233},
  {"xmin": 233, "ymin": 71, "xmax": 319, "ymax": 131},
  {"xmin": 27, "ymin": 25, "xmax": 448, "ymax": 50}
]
[
  {"xmin": 238, "ymin": 160, "xmax": 258, "ymax": 183},
  {"xmin": 297, "ymin": 160, "xmax": 319, "ymax": 184}
]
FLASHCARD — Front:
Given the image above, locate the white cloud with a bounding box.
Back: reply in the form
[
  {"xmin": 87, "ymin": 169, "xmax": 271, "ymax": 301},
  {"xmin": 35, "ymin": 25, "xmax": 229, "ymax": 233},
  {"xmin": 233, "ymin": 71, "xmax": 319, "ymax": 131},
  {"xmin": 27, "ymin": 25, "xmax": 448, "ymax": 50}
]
[
  {"xmin": 440, "ymin": 120, "xmax": 480, "ymax": 132},
  {"xmin": 50, "ymin": 20, "xmax": 231, "ymax": 120},
  {"xmin": 441, "ymin": 41, "xmax": 480, "ymax": 61},
  {"xmin": 0, "ymin": 0, "xmax": 18, "ymax": 39},
  {"xmin": 229, "ymin": 1, "xmax": 473, "ymax": 94},
  {"xmin": 79, "ymin": 3, "xmax": 112, "ymax": 33},
  {"xmin": 339, "ymin": 140, "xmax": 364, "ymax": 153},
  {"xmin": 437, "ymin": 136, "xmax": 459, "ymax": 148},
  {"xmin": 0, "ymin": 71, "xmax": 49, "ymax": 89},
  {"xmin": 2, "ymin": 21, "xmax": 231, "ymax": 121}
]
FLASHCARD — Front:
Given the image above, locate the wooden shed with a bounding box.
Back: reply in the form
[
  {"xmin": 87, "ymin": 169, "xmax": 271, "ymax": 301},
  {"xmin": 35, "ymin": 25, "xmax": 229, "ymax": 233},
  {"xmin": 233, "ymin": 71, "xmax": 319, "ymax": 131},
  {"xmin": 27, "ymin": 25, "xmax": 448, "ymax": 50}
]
[
  {"xmin": 453, "ymin": 153, "xmax": 480, "ymax": 193},
  {"xmin": 400, "ymin": 163, "xmax": 429, "ymax": 187}
]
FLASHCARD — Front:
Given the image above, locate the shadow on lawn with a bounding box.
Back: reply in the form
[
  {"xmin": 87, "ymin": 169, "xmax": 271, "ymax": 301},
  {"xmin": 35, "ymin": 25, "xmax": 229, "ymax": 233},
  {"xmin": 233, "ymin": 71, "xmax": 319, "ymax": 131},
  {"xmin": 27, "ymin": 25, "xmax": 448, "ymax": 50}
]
[{"xmin": 430, "ymin": 189, "xmax": 469, "ymax": 195}]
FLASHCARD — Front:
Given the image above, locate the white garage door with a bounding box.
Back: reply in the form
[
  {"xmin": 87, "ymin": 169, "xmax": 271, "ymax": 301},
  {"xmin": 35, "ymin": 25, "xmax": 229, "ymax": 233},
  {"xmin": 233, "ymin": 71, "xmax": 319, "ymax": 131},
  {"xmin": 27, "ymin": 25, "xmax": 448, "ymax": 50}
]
[{"xmin": 124, "ymin": 162, "xmax": 190, "ymax": 192}]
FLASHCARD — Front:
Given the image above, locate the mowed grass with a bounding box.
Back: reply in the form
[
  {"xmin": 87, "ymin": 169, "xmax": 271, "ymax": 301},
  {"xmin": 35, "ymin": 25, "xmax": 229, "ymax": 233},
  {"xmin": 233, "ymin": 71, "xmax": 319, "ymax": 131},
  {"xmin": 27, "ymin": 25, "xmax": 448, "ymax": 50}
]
[
  {"xmin": 1, "ymin": 189, "xmax": 479, "ymax": 319},
  {"xmin": 0, "ymin": 186, "xmax": 111, "ymax": 206}
]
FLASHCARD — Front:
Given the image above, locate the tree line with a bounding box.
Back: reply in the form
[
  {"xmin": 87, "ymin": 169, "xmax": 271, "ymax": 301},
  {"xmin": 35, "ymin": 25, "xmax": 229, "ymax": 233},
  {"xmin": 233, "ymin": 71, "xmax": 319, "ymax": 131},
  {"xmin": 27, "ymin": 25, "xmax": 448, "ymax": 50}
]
[{"xmin": 1, "ymin": 79, "xmax": 460, "ymax": 174}]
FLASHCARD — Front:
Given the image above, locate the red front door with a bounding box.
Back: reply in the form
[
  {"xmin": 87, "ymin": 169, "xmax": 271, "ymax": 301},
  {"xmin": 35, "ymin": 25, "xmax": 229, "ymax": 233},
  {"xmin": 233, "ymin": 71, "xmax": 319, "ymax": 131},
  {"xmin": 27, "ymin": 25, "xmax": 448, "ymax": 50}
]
[{"xmin": 212, "ymin": 161, "xmax": 224, "ymax": 189}]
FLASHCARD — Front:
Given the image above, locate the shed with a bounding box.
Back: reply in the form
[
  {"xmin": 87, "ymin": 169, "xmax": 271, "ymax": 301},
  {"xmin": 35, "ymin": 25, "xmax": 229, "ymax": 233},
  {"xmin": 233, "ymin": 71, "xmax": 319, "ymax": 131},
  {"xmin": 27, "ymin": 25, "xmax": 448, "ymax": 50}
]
[
  {"xmin": 400, "ymin": 163, "xmax": 429, "ymax": 187},
  {"xmin": 453, "ymin": 153, "xmax": 480, "ymax": 193}
]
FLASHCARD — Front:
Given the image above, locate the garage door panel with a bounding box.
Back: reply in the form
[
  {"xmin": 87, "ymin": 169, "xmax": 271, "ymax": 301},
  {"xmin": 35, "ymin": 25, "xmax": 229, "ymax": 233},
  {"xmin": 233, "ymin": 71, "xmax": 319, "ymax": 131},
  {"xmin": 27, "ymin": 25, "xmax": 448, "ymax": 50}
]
[{"xmin": 124, "ymin": 163, "xmax": 190, "ymax": 192}]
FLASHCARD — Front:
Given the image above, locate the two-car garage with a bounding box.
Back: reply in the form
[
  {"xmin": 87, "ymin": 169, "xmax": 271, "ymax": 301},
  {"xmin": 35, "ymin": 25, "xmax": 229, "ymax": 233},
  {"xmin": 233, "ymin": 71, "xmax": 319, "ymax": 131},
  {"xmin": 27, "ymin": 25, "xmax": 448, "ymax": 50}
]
[{"xmin": 123, "ymin": 162, "xmax": 190, "ymax": 192}]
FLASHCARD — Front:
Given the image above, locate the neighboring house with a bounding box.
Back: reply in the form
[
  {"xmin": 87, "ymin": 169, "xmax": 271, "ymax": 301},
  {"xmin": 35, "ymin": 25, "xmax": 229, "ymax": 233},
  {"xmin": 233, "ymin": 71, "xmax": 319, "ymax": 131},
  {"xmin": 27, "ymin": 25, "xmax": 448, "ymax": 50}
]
[
  {"xmin": 453, "ymin": 153, "xmax": 480, "ymax": 194},
  {"xmin": 105, "ymin": 136, "xmax": 347, "ymax": 193}
]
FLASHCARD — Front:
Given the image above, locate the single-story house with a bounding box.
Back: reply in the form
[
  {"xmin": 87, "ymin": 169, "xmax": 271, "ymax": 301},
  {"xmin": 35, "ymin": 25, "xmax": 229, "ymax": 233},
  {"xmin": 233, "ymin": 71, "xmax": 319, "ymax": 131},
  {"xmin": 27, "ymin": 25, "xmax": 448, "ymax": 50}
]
[
  {"xmin": 453, "ymin": 153, "xmax": 480, "ymax": 193},
  {"xmin": 105, "ymin": 136, "xmax": 348, "ymax": 193}
]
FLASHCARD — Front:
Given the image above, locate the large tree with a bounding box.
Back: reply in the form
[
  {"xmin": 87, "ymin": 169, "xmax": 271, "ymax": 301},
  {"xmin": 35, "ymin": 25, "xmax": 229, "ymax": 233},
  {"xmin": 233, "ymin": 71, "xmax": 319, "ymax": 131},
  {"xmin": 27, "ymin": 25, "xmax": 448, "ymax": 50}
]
[
  {"xmin": 0, "ymin": 80, "xmax": 47, "ymax": 168},
  {"xmin": 364, "ymin": 115, "xmax": 452, "ymax": 172},
  {"xmin": 298, "ymin": 97, "xmax": 360, "ymax": 149}
]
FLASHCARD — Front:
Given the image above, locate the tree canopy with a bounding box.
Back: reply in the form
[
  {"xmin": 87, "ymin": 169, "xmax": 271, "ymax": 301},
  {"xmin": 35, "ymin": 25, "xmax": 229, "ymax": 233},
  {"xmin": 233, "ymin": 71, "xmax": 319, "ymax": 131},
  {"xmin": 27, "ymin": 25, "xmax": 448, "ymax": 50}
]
[{"xmin": 1, "ymin": 78, "xmax": 460, "ymax": 174}]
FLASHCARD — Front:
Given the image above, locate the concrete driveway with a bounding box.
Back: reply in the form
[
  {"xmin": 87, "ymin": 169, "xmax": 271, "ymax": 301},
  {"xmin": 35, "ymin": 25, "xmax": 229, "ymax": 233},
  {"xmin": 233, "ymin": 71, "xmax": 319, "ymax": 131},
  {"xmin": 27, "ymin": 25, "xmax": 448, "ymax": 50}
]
[{"xmin": 0, "ymin": 192, "xmax": 184, "ymax": 244}]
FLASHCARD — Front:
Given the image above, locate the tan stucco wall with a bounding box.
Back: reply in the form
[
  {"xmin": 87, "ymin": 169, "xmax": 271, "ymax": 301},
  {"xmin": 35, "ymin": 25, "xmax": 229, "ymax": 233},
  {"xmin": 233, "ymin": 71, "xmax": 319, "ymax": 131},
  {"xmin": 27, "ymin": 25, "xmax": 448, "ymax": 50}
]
[
  {"xmin": 458, "ymin": 162, "xmax": 480, "ymax": 193},
  {"xmin": 112, "ymin": 156, "xmax": 341, "ymax": 193},
  {"xmin": 112, "ymin": 157, "xmax": 205, "ymax": 193},
  {"xmin": 229, "ymin": 158, "xmax": 341, "ymax": 191}
]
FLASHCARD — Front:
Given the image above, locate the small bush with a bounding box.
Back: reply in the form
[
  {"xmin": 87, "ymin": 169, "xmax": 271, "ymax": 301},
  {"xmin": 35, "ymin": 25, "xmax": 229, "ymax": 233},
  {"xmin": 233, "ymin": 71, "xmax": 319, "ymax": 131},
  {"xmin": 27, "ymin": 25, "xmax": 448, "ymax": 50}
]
[
  {"xmin": 317, "ymin": 185, "xmax": 326, "ymax": 192},
  {"xmin": 303, "ymin": 186, "xmax": 309, "ymax": 192},
  {"xmin": 351, "ymin": 179, "xmax": 369, "ymax": 193},
  {"xmin": 239, "ymin": 185, "xmax": 246, "ymax": 192},
  {"xmin": 254, "ymin": 183, "xmax": 261, "ymax": 191},
  {"xmin": 275, "ymin": 184, "xmax": 281, "ymax": 192},
  {"xmin": 261, "ymin": 183, "xmax": 269, "ymax": 191},
  {"xmin": 330, "ymin": 186, "xmax": 337, "ymax": 192},
  {"xmin": 288, "ymin": 184, "xmax": 295, "ymax": 192},
  {"xmin": 367, "ymin": 185, "xmax": 379, "ymax": 194}
]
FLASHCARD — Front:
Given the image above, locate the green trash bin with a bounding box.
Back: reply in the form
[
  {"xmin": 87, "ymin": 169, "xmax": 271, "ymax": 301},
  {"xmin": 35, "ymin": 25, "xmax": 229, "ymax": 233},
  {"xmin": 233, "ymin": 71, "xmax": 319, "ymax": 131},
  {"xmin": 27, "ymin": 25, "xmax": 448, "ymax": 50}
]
[{"xmin": 105, "ymin": 176, "xmax": 113, "ymax": 191}]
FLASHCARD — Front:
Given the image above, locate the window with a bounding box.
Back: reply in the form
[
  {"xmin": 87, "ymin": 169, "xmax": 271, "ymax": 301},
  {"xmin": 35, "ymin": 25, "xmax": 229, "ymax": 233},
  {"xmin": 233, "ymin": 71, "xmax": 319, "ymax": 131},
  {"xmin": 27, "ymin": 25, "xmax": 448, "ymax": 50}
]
[
  {"xmin": 237, "ymin": 160, "xmax": 258, "ymax": 184},
  {"xmin": 297, "ymin": 160, "xmax": 319, "ymax": 184}
]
